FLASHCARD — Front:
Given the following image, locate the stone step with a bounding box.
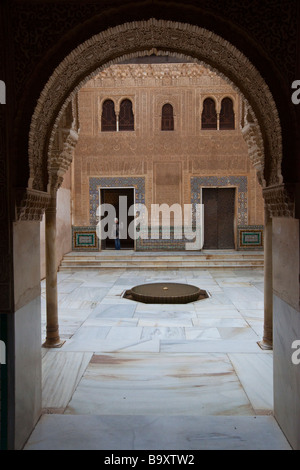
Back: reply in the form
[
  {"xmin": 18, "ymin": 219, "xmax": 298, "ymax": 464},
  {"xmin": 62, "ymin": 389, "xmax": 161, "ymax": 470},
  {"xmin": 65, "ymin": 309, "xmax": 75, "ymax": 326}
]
[
  {"xmin": 61, "ymin": 252, "xmax": 264, "ymax": 260},
  {"xmin": 60, "ymin": 257, "xmax": 264, "ymax": 264},
  {"xmin": 59, "ymin": 265, "xmax": 263, "ymax": 271},
  {"xmin": 59, "ymin": 251, "xmax": 264, "ymax": 271}
]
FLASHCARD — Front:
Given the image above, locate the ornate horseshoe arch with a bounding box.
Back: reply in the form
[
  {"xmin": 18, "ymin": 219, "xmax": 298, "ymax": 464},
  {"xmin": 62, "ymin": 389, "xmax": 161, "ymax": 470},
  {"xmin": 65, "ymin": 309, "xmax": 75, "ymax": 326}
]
[{"xmin": 21, "ymin": 19, "xmax": 289, "ymax": 220}]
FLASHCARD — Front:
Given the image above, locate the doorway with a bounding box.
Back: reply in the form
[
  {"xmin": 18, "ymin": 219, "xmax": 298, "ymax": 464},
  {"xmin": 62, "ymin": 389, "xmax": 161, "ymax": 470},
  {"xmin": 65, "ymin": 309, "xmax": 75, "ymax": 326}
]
[
  {"xmin": 202, "ymin": 187, "xmax": 235, "ymax": 249},
  {"xmin": 99, "ymin": 188, "xmax": 135, "ymax": 250}
]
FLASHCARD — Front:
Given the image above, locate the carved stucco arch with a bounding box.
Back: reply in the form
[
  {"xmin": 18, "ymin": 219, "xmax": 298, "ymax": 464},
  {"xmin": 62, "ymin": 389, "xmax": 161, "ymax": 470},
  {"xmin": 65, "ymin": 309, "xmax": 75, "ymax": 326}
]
[{"xmin": 26, "ymin": 18, "xmax": 287, "ymax": 218}]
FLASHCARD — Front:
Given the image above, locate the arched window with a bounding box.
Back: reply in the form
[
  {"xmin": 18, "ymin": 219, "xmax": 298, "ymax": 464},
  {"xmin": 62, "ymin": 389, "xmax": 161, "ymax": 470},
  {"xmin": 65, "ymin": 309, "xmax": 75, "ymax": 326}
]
[
  {"xmin": 220, "ymin": 97, "xmax": 235, "ymax": 130},
  {"xmin": 161, "ymin": 103, "xmax": 174, "ymax": 131},
  {"xmin": 101, "ymin": 99, "xmax": 116, "ymax": 131},
  {"xmin": 201, "ymin": 98, "xmax": 217, "ymax": 129},
  {"xmin": 119, "ymin": 99, "xmax": 134, "ymax": 131}
]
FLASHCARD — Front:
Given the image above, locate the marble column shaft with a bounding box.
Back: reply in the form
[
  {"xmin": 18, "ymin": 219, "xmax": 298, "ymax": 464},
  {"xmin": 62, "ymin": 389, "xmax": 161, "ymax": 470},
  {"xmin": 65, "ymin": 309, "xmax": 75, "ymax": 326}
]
[
  {"xmin": 43, "ymin": 194, "xmax": 64, "ymax": 348},
  {"xmin": 260, "ymin": 206, "xmax": 273, "ymax": 349}
]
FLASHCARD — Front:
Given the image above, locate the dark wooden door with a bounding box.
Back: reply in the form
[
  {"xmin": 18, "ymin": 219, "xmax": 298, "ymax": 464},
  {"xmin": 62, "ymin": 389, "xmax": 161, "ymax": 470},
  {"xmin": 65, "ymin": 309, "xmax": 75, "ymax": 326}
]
[{"xmin": 203, "ymin": 188, "xmax": 235, "ymax": 249}]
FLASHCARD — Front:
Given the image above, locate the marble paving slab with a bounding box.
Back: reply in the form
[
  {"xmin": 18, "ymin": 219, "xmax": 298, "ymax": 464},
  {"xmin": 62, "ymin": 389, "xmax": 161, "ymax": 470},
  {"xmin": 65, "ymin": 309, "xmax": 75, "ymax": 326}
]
[
  {"xmin": 62, "ymin": 287, "xmax": 111, "ymax": 302},
  {"xmin": 24, "ymin": 415, "xmax": 291, "ymax": 450},
  {"xmin": 193, "ymin": 293, "xmax": 234, "ymax": 307},
  {"xmin": 239, "ymin": 309, "xmax": 264, "ymax": 319},
  {"xmin": 232, "ymin": 301, "xmax": 264, "ymax": 310},
  {"xmin": 134, "ymin": 310, "xmax": 197, "ymax": 319},
  {"xmin": 57, "ymin": 281, "xmax": 83, "ymax": 294},
  {"xmin": 105, "ymin": 326, "xmax": 143, "ymax": 341},
  {"xmin": 62, "ymin": 326, "xmax": 111, "ymax": 350},
  {"xmin": 195, "ymin": 309, "xmax": 244, "ymax": 318},
  {"xmin": 138, "ymin": 318, "xmax": 193, "ymax": 328},
  {"xmin": 222, "ymin": 286, "xmax": 264, "ymax": 303},
  {"xmin": 141, "ymin": 326, "xmax": 186, "ymax": 340},
  {"xmin": 90, "ymin": 303, "xmax": 137, "ymax": 318},
  {"xmin": 61, "ymin": 326, "xmax": 162, "ymax": 353},
  {"xmin": 64, "ymin": 352, "xmax": 254, "ymax": 417},
  {"xmin": 217, "ymin": 327, "xmax": 259, "ymax": 341},
  {"xmin": 228, "ymin": 353, "xmax": 273, "ymax": 412},
  {"xmin": 42, "ymin": 351, "xmax": 92, "ymax": 409},
  {"xmin": 185, "ymin": 327, "xmax": 221, "ymax": 340},
  {"xmin": 159, "ymin": 339, "xmax": 264, "ymax": 353},
  {"xmin": 119, "ymin": 338, "xmax": 160, "ymax": 352},
  {"xmin": 83, "ymin": 318, "xmax": 139, "ymax": 327},
  {"xmin": 192, "ymin": 317, "xmax": 249, "ymax": 328},
  {"xmin": 134, "ymin": 302, "xmax": 196, "ymax": 312},
  {"xmin": 244, "ymin": 319, "xmax": 263, "ymax": 337}
]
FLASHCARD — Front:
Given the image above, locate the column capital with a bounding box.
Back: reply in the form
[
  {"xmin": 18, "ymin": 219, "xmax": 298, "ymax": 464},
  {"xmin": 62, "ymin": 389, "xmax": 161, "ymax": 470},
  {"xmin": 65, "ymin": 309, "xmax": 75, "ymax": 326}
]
[
  {"xmin": 263, "ymin": 183, "xmax": 295, "ymax": 218},
  {"xmin": 15, "ymin": 188, "xmax": 51, "ymax": 222}
]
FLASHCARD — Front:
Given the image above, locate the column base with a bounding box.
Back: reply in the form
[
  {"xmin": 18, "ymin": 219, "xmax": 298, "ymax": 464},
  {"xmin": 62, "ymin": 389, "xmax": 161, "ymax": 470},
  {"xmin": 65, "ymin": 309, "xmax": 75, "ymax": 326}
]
[
  {"xmin": 257, "ymin": 340, "xmax": 273, "ymax": 350},
  {"xmin": 42, "ymin": 338, "xmax": 65, "ymax": 348}
]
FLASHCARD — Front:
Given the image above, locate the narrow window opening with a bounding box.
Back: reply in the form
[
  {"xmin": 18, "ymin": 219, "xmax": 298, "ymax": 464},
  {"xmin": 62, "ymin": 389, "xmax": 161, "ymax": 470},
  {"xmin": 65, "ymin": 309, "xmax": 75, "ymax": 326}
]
[
  {"xmin": 201, "ymin": 98, "xmax": 217, "ymax": 130},
  {"xmin": 220, "ymin": 97, "xmax": 235, "ymax": 130},
  {"xmin": 119, "ymin": 99, "xmax": 134, "ymax": 131},
  {"xmin": 101, "ymin": 99, "xmax": 116, "ymax": 132},
  {"xmin": 161, "ymin": 103, "xmax": 174, "ymax": 131}
]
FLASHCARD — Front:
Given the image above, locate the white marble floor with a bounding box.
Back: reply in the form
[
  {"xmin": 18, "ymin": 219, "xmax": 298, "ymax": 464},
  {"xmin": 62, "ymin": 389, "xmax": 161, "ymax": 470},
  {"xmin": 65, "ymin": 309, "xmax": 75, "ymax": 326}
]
[{"xmin": 24, "ymin": 265, "xmax": 291, "ymax": 450}]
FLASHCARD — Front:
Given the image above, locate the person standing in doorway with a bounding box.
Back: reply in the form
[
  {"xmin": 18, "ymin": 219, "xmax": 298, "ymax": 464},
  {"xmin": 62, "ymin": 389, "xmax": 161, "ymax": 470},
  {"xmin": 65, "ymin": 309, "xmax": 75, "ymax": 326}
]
[{"xmin": 114, "ymin": 217, "xmax": 121, "ymax": 250}]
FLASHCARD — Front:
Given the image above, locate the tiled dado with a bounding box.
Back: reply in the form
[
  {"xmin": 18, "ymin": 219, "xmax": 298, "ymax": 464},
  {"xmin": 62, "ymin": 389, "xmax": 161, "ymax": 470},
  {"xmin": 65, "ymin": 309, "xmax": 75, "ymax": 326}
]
[
  {"xmin": 74, "ymin": 175, "xmax": 256, "ymax": 252},
  {"xmin": 89, "ymin": 176, "xmax": 248, "ymax": 227},
  {"xmin": 72, "ymin": 225, "xmax": 195, "ymax": 251},
  {"xmin": 136, "ymin": 227, "xmax": 193, "ymax": 251},
  {"xmin": 89, "ymin": 176, "xmax": 146, "ymax": 226},
  {"xmin": 88, "ymin": 176, "xmax": 193, "ymax": 251},
  {"xmin": 238, "ymin": 226, "xmax": 264, "ymax": 250},
  {"xmin": 72, "ymin": 226, "xmax": 99, "ymax": 251}
]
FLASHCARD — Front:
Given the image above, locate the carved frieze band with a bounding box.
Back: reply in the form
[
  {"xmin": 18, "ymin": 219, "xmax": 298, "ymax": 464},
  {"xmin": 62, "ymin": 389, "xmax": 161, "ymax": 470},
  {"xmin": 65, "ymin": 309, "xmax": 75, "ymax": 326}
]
[{"xmin": 263, "ymin": 184, "xmax": 295, "ymax": 218}]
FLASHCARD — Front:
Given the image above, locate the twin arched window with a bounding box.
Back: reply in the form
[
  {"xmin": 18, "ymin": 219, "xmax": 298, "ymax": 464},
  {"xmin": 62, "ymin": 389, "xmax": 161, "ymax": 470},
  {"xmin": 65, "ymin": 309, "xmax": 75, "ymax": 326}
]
[
  {"xmin": 201, "ymin": 97, "xmax": 235, "ymax": 130},
  {"xmin": 101, "ymin": 99, "xmax": 134, "ymax": 131}
]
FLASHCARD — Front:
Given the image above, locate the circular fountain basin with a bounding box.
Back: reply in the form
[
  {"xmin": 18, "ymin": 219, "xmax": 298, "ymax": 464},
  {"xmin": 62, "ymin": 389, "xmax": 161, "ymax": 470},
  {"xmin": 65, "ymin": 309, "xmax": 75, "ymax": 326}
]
[{"xmin": 126, "ymin": 282, "xmax": 208, "ymax": 304}]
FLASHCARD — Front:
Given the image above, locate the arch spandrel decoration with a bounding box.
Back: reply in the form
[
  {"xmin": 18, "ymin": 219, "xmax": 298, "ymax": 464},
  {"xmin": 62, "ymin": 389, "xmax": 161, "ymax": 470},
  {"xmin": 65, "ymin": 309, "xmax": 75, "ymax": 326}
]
[{"xmin": 24, "ymin": 19, "xmax": 292, "ymax": 221}]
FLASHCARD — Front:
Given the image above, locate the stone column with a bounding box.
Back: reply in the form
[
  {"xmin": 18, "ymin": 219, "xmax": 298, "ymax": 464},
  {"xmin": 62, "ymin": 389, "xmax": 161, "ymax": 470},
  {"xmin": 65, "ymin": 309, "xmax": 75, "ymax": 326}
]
[
  {"xmin": 258, "ymin": 205, "xmax": 273, "ymax": 349},
  {"xmin": 42, "ymin": 194, "xmax": 64, "ymax": 348}
]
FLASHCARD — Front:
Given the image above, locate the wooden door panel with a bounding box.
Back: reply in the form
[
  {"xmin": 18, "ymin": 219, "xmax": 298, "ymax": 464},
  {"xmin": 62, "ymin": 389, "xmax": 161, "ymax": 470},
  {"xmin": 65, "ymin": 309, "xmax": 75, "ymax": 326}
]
[
  {"xmin": 218, "ymin": 188, "xmax": 235, "ymax": 249},
  {"xmin": 203, "ymin": 188, "xmax": 218, "ymax": 249},
  {"xmin": 203, "ymin": 188, "xmax": 235, "ymax": 249}
]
